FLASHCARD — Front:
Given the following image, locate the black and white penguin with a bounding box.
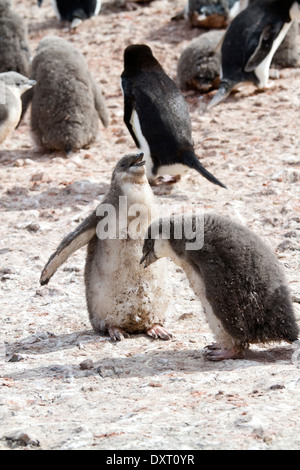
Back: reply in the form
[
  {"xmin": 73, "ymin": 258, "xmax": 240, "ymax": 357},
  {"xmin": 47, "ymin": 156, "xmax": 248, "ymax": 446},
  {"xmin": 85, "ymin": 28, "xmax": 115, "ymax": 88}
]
[
  {"xmin": 40, "ymin": 153, "xmax": 173, "ymax": 342},
  {"xmin": 141, "ymin": 213, "xmax": 299, "ymax": 360},
  {"xmin": 0, "ymin": 0, "xmax": 31, "ymax": 76},
  {"xmin": 185, "ymin": 0, "xmax": 243, "ymax": 28},
  {"xmin": 0, "ymin": 71, "xmax": 36, "ymax": 144},
  {"xmin": 121, "ymin": 44, "xmax": 226, "ymax": 188},
  {"xmin": 20, "ymin": 36, "xmax": 109, "ymax": 153},
  {"xmin": 38, "ymin": 0, "xmax": 101, "ymax": 28},
  {"xmin": 207, "ymin": 0, "xmax": 300, "ymax": 109}
]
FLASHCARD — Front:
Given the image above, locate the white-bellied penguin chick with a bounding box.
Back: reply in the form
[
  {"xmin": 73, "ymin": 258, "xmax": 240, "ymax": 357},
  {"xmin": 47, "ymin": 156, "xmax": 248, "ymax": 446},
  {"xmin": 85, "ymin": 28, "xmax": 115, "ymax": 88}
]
[
  {"xmin": 0, "ymin": 0, "xmax": 31, "ymax": 76},
  {"xmin": 0, "ymin": 71, "xmax": 36, "ymax": 144},
  {"xmin": 141, "ymin": 213, "xmax": 299, "ymax": 360},
  {"xmin": 21, "ymin": 36, "xmax": 109, "ymax": 154},
  {"xmin": 38, "ymin": 0, "xmax": 102, "ymax": 29},
  {"xmin": 207, "ymin": 0, "xmax": 300, "ymax": 109},
  {"xmin": 121, "ymin": 44, "xmax": 226, "ymax": 188},
  {"xmin": 40, "ymin": 153, "xmax": 172, "ymax": 342}
]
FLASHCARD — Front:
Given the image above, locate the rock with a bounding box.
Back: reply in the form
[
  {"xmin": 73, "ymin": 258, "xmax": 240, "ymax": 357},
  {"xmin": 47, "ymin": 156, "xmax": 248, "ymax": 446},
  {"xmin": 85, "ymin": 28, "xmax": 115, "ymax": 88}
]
[
  {"xmin": 79, "ymin": 359, "xmax": 94, "ymax": 370},
  {"xmin": 3, "ymin": 431, "xmax": 40, "ymax": 448}
]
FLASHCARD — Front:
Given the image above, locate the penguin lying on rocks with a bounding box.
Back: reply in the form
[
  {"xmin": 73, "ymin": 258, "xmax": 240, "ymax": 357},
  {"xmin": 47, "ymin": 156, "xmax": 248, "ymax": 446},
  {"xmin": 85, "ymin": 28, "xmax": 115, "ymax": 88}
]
[{"xmin": 141, "ymin": 213, "xmax": 299, "ymax": 360}]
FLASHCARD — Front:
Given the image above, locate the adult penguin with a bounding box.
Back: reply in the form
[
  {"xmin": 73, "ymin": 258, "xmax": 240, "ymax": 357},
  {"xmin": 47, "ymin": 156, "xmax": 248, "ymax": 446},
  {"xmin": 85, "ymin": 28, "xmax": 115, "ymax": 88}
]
[
  {"xmin": 207, "ymin": 0, "xmax": 300, "ymax": 109},
  {"xmin": 38, "ymin": 0, "xmax": 101, "ymax": 28},
  {"xmin": 121, "ymin": 44, "xmax": 226, "ymax": 188}
]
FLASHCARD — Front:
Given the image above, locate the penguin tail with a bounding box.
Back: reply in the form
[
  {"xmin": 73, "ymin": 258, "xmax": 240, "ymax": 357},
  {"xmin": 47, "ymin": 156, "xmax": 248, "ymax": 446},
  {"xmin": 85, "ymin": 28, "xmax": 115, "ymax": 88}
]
[
  {"xmin": 183, "ymin": 152, "xmax": 227, "ymax": 189},
  {"xmin": 206, "ymin": 80, "xmax": 235, "ymax": 110}
]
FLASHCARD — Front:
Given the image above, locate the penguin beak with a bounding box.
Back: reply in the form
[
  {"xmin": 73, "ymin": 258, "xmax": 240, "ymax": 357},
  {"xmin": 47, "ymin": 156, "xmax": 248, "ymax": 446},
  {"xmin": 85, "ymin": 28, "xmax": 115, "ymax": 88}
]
[
  {"xmin": 130, "ymin": 153, "xmax": 146, "ymax": 167},
  {"xmin": 206, "ymin": 81, "xmax": 234, "ymax": 110},
  {"xmin": 140, "ymin": 249, "xmax": 157, "ymax": 268}
]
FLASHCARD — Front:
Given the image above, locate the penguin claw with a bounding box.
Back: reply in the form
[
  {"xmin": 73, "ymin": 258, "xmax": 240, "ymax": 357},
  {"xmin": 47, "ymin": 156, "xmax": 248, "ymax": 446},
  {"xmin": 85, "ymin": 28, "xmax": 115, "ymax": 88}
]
[
  {"xmin": 146, "ymin": 325, "xmax": 172, "ymax": 340},
  {"xmin": 108, "ymin": 326, "xmax": 130, "ymax": 341},
  {"xmin": 204, "ymin": 344, "xmax": 244, "ymax": 361}
]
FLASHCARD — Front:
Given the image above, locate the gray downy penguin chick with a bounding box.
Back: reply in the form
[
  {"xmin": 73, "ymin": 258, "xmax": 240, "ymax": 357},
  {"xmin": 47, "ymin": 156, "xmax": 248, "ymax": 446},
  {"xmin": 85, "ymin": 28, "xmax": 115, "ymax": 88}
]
[
  {"xmin": 40, "ymin": 152, "xmax": 172, "ymax": 341},
  {"xmin": 141, "ymin": 213, "xmax": 299, "ymax": 360},
  {"xmin": 177, "ymin": 30, "xmax": 224, "ymax": 93},
  {"xmin": 0, "ymin": 71, "xmax": 36, "ymax": 144},
  {"xmin": 121, "ymin": 44, "xmax": 226, "ymax": 188},
  {"xmin": 0, "ymin": 0, "xmax": 31, "ymax": 76},
  {"xmin": 185, "ymin": 0, "xmax": 242, "ymax": 28},
  {"xmin": 38, "ymin": 0, "xmax": 102, "ymax": 29},
  {"xmin": 207, "ymin": 0, "xmax": 300, "ymax": 109},
  {"xmin": 21, "ymin": 36, "xmax": 109, "ymax": 154}
]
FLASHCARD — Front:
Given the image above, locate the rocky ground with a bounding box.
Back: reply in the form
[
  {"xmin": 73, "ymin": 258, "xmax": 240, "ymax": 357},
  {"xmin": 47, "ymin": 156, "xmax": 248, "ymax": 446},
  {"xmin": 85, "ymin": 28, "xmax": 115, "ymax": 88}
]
[{"xmin": 0, "ymin": 0, "xmax": 300, "ymax": 451}]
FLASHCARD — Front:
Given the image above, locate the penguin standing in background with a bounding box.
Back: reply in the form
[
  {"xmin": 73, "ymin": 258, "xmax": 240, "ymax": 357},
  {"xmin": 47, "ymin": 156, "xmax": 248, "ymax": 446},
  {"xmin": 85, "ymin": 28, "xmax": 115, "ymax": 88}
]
[
  {"xmin": 207, "ymin": 0, "xmax": 300, "ymax": 109},
  {"xmin": 38, "ymin": 0, "xmax": 101, "ymax": 28},
  {"xmin": 20, "ymin": 36, "xmax": 109, "ymax": 154},
  {"xmin": 0, "ymin": 71, "xmax": 36, "ymax": 144},
  {"xmin": 40, "ymin": 153, "xmax": 173, "ymax": 342},
  {"xmin": 0, "ymin": 0, "xmax": 31, "ymax": 76},
  {"xmin": 141, "ymin": 213, "xmax": 299, "ymax": 360},
  {"xmin": 185, "ymin": 0, "xmax": 242, "ymax": 28},
  {"xmin": 121, "ymin": 44, "xmax": 226, "ymax": 188}
]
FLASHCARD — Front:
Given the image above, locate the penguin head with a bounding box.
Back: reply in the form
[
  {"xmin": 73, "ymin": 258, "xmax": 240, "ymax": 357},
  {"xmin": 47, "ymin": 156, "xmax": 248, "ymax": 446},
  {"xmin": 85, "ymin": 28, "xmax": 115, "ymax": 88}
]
[
  {"xmin": 123, "ymin": 44, "xmax": 162, "ymax": 74},
  {"xmin": 36, "ymin": 36, "xmax": 66, "ymax": 52},
  {"xmin": 112, "ymin": 153, "xmax": 147, "ymax": 185},
  {"xmin": 0, "ymin": 72, "xmax": 36, "ymax": 95}
]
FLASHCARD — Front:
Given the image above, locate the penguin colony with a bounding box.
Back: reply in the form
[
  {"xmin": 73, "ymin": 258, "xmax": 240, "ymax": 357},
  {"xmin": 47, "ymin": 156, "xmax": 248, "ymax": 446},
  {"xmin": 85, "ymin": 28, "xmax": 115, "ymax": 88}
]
[{"xmin": 1, "ymin": 0, "xmax": 299, "ymax": 361}]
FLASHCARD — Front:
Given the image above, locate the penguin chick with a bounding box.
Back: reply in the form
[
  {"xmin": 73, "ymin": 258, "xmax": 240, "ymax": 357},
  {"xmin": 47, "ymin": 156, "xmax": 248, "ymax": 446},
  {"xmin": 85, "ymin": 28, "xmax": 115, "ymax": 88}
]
[
  {"xmin": 177, "ymin": 30, "xmax": 224, "ymax": 93},
  {"xmin": 0, "ymin": 0, "xmax": 31, "ymax": 76},
  {"xmin": 186, "ymin": 0, "xmax": 242, "ymax": 28},
  {"xmin": 38, "ymin": 0, "xmax": 101, "ymax": 29},
  {"xmin": 207, "ymin": 0, "xmax": 300, "ymax": 109},
  {"xmin": 121, "ymin": 44, "xmax": 226, "ymax": 188},
  {"xmin": 21, "ymin": 36, "xmax": 109, "ymax": 154},
  {"xmin": 0, "ymin": 71, "xmax": 36, "ymax": 144},
  {"xmin": 40, "ymin": 152, "xmax": 172, "ymax": 342},
  {"xmin": 141, "ymin": 213, "xmax": 299, "ymax": 360}
]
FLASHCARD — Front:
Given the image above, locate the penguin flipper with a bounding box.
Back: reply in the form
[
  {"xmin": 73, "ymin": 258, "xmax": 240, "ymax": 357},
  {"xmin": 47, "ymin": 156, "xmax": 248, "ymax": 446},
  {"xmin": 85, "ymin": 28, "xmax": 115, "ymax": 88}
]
[
  {"xmin": 91, "ymin": 76, "xmax": 109, "ymax": 127},
  {"xmin": 121, "ymin": 77, "xmax": 140, "ymax": 148},
  {"xmin": 40, "ymin": 210, "xmax": 98, "ymax": 286},
  {"xmin": 245, "ymin": 22, "xmax": 283, "ymax": 72},
  {"xmin": 183, "ymin": 152, "xmax": 227, "ymax": 189},
  {"xmin": 17, "ymin": 87, "xmax": 34, "ymax": 128}
]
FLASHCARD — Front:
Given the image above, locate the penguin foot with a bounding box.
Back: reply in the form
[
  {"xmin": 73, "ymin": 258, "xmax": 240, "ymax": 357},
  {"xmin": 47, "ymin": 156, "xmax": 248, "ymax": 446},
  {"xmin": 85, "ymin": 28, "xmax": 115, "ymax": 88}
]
[
  {"xmin": 150, "ymin": 175, "xmax": 181, "ymax": 186},
  {"xmin": 108, "ymin": 326, "xmax": 130, "ymax": 341},
  {"xmin": 204, "ymin": 343, "xmax": 243, "ymax": 361},
  {"xmin": 146, "ymin": 324, "xmax": 172, "ymax": 340}
]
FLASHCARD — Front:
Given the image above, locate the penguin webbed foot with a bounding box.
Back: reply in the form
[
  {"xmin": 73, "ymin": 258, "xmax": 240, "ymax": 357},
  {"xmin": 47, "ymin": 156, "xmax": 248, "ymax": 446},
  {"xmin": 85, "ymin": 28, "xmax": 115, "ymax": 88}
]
[
  {"xmin": 108, "ymin": 326, "xmax": 130, "ymax": 341},
  {"xmin": 204, "ymin": 343, "xmax": 244, "ymax": 361},
  {"xmin": 150, "ymin": 175, "xmax": 181, "ymax": 186},
  {"xmin": 146, "ymin": 324, "xmax": 172, "ymax": 341}
]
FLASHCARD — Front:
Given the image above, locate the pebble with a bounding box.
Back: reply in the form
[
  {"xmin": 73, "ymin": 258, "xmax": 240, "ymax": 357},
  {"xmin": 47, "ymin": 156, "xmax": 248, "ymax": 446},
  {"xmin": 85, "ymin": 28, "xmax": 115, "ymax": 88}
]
[
  {"xmin": 8, "ymin": 353, "xmax": 24, "ymax": 362},
  {"xmin": 79, "ymin": 359, "xmax": 94, "ymax": 370}
]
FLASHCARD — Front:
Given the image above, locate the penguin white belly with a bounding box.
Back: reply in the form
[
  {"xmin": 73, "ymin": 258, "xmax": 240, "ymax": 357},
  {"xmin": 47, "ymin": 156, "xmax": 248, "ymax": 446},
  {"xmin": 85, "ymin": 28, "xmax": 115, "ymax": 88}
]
[
  {"xmin": 86, "ymin": 238, "xmax": 170, "ymax": 333},
  {"xmin": 255, "ymin": 22, "xmax": 292, "ymax": 88},
  {"xmin": 94, "ymin": 0, "xmax": 102, "ymax": 15},
  {"xmin": 155, "ymin": 239, "xmax": 235, "ymax": 348},
  {"xmin": 0, "ymin": 87, "xmax": 21, "ymax": 143},
  {"xmin": 51, "ymin": 0, "xmax": 61, "ymax": 19},
  {"xmin": 130, "ymin": 109, "xmax": 154, "ymax": 180}
]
